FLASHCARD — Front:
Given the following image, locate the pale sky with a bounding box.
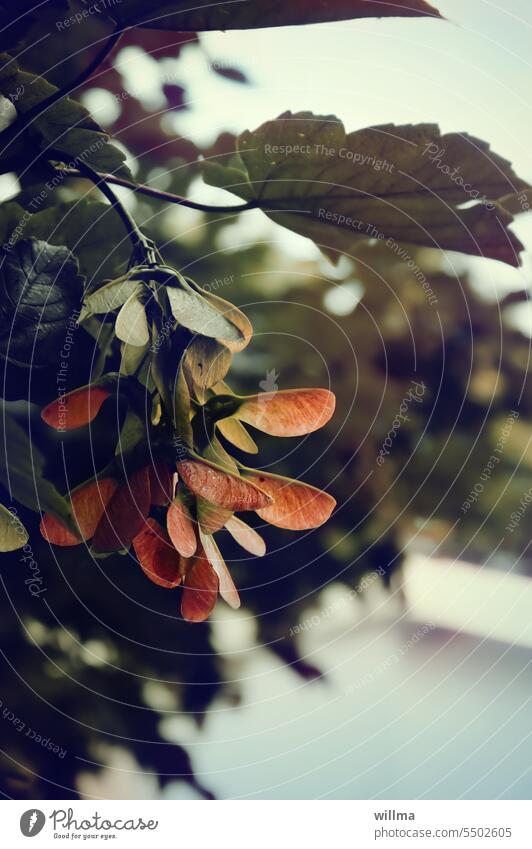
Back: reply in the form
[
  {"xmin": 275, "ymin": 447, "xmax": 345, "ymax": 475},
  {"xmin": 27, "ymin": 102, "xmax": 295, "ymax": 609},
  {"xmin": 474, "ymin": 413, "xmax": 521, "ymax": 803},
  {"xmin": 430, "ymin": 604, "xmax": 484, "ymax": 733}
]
[{"xmin": 181, "ymin": 0, "xmax": 532, "ymax": 179}]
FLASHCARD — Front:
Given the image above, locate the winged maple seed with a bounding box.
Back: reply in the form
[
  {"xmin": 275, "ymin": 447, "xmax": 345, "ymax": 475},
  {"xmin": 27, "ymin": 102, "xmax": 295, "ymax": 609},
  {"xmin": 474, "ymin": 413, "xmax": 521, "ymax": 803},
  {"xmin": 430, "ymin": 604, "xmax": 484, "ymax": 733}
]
[
  {"xmin": 40, "ymin": 348, "xmax": 336, "ymax": 621},
  {"xmin": 39, "ymin": 268, "xmax": 335, "ymax": 621}
]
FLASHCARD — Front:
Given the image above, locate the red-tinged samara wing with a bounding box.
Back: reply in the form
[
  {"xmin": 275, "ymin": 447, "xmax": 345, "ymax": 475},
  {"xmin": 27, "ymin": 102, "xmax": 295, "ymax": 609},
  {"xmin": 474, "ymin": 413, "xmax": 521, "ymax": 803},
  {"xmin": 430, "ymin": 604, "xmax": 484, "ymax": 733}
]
[
  {"xmin": 181, "ymin": 548, "xmax": 219, "ymax": 622},
  {"xmin": 243, "ymin": 470, "xmax": 336, "ymax": 530},
  {"xmin": 41, "ymin": 385, "xmax": 111, "ymax": 430},
  {"xmin": 167, "ymin": 495, "xmax": 197, "ymax": 557},
  {"xmin": 133, "ymin": 518, "xmax": 183, "ymax": 588},
  {"xmin": 177, "ymin": 458, "xmax": 271, "ymax": 511},
  {"xmin": 40, "ymin": 477, "xmax": 119, "ymax": 546},
  {"xmin": 235, "ymin": 388, "xmax": 335, "ymax": 437},
  {"xmin": 149, "ymin": 460, "xmax": 174, "ymax": 506},
  {"xmin": 92, "ymin": 465, "xmax": 151, "ymax": 552}
]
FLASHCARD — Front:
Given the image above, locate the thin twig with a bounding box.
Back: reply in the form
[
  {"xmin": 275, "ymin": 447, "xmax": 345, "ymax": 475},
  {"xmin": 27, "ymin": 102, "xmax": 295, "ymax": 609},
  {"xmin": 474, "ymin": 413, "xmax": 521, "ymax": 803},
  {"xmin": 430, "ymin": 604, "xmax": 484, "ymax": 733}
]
[{"xmin": 54, "ymin": 166, "xmax": 258, "ymax": 214}]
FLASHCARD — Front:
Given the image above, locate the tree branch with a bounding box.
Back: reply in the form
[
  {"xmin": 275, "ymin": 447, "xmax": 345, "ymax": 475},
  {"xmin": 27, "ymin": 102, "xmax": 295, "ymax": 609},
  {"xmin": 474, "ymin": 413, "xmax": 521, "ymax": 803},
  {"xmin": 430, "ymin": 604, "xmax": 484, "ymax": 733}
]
[{"xmin": 16, "ymin": 25, "xmax": 124, "ymax": 130}]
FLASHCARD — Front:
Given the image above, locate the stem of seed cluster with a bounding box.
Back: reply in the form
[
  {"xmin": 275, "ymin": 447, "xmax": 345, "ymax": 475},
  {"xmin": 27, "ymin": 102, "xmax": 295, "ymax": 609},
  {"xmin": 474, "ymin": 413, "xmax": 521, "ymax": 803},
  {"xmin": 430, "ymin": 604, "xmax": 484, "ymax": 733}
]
[
  {"xmin": 72, "ymin": 159, "xmax": 157, "ymax": 264},
  {"xmin": 15, "ymin": 26, "xmax": 124, "ymax": 130}
]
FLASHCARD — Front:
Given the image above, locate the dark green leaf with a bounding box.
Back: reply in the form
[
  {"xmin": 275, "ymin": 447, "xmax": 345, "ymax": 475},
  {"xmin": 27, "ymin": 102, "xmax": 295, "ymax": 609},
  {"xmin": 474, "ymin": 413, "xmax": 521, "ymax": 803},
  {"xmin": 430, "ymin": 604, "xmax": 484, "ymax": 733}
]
[
  {"xmin": 0, "ymin": 237, "xmax": 83, "ymax": 365},
  {"xmin": 0, "ymin": 53, "xmax": 129, "ymax": 176},
  {"xmin": 0, "ymin": 2, "xmax": 69, "ymax": 54},
  {"xmin": 7, "ymin": 200, "xmax": 132, "ymax": 283},
  {"xmin": 0, "ymin": 201, "xmax": 26, "ymax": 246},
  {"xmin": 109, "ymin": 0, "xmax": 441, "ymax": 30},
  {"xmin": 0, "ymin": 407, "xmax": 73, "ymax": 528}
]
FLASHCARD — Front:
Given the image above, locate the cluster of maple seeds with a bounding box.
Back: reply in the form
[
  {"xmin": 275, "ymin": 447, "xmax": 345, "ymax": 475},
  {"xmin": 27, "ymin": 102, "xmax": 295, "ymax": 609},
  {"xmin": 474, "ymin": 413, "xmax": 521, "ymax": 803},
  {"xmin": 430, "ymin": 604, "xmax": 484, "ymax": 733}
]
[{"xmin": 39, "ymin": 383, "xmax": 336, "ymax": 621}]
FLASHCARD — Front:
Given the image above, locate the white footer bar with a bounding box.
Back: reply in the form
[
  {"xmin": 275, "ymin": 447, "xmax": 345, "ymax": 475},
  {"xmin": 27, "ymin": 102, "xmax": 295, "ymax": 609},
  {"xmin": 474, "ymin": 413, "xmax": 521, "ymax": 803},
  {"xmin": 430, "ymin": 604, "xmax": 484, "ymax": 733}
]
[{"xmin": 2, "ymin": 800, "xmax": 531, "ymax": 848}]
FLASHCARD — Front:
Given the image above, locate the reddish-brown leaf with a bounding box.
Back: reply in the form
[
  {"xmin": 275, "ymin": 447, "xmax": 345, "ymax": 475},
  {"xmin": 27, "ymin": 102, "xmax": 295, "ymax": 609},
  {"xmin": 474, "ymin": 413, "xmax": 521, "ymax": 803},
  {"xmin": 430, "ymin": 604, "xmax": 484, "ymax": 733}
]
[
  {"xmin": 236, "ymin": 388, "xmax": 335, "ymax": 436},
  {"xmin": 92, "ymin": 466, "xmax": 152, "ymax": 552},
  {"xmin": 167, "ymin": 495, "xmax": 197, "ymax": 557},
  {"xmin": 243, "ymin": 470, "xmax": 336, "ymax": 530},
  {"xmin": 41, "ymin": 385, "xmax": 111, "ymax": 430},
  {"xmin": 132, "ymin": 518, "xmax": 183, "ymax": 588},
  {"xmin": 40, "ymin": 478, "xmax": 119, "ymax": 546},
  {"xmin": 181, "ymin": 548, "xmax": 219, "ymax": 622},
  {"xmin": 177, "ymin": 458, "xmax": 272, "ymax": 511}
]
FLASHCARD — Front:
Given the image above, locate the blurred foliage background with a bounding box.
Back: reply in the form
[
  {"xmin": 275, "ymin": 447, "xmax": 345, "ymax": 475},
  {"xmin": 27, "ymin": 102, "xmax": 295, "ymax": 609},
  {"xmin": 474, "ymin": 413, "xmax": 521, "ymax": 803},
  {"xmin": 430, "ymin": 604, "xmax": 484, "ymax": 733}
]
[{"xmin": 1, "ymin": 11, "xmax": 531, "ymax": 800}]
